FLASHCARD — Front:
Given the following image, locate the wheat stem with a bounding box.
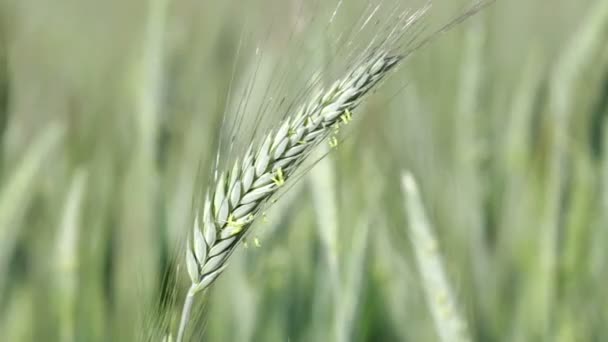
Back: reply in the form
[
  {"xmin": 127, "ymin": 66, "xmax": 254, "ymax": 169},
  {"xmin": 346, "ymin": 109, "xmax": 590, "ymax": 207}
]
[{"xmin": 176, "ymin": 285, "xmax": 197, "ymax": 342}]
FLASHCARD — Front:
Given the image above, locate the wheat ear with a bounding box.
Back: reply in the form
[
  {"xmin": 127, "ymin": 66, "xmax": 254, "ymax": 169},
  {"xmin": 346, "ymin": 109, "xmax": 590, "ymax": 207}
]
[
  {"xmin": 173, "ymin": 50, "xmax": 401, "ymax": 341},
  {"xmin": 401, "ymin": 172, "xmax": 471, "ymax": 342}
]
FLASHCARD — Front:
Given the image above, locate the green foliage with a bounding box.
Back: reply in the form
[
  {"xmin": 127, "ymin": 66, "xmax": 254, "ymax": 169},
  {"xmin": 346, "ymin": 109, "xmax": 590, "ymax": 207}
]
[{"xmin": 0, "ymin": 0, "xmax": 606, "ymax": 341}]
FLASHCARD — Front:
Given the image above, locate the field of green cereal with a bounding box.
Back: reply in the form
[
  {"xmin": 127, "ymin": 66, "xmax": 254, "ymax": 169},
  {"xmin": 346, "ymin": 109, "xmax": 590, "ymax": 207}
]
[{"xmin": 1, "ymin": 0, "xmax": 607, "ymax": 341}]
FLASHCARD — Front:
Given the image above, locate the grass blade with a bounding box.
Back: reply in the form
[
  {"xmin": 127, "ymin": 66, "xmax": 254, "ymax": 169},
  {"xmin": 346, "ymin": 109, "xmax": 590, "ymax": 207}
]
[
  {"xmin": 54, "ymin": 168, "xmax": 88, "ymax": 342},
  {"xmin": 0, "ymin": 123, "xmax": 64, "ymax": 296}
]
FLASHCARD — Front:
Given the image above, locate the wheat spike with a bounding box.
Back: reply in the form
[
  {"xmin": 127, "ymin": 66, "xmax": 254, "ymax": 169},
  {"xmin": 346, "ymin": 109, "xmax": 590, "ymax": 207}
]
[
  {"xmin": 175, "ymin": 49, "xmax": 402, "ymax": 342},
  {"xmin": 401, "ymin": 172, "xmax": 471, "ymax": 342},
  {"xmin": 186, "ymin": 51, "xmax": 400, "ymax": 292}
]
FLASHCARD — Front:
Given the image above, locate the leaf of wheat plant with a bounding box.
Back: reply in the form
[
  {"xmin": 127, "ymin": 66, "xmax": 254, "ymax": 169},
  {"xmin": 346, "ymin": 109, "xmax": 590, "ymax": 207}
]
[{"xmin": 170, "ymin": 2, "xmax": 491, "ymax": 340}]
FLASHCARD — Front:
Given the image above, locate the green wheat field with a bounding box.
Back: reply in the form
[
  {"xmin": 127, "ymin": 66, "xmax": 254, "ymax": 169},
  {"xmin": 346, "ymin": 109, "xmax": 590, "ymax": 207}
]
[{"xmin": 1, "ymin": 0, "xmax": 607, "ymax": 341}]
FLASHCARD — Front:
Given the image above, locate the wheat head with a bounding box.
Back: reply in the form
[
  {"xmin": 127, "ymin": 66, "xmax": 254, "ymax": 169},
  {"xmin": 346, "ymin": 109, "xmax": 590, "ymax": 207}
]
[
  {"xmin": 175, "ymin": 46, "xmax": 406, "ymax": 340},
  {"xmin": 185, "ymin": 50, "xmax": 401, "ymax": 293}
]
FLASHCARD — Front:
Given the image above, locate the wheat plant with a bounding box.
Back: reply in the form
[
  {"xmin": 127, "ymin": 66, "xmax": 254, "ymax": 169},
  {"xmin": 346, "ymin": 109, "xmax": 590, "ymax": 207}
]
[
  {"xmin": 171, "ymin": 2, "xmax": 497, "ymax": 339},
  {"xmin": 172, "ymin": 7, "xmax": 435, "ymax": 341}
]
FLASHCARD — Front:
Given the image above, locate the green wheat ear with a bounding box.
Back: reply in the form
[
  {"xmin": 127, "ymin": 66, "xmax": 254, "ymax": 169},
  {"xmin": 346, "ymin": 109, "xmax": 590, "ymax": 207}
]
[
  {"xmin": 401, "ymin": 172, "xmax": 471, "ymax": 342},
  {"xmin": 175, "ymin": 50, "xmax": 404, "ymax": 341}
]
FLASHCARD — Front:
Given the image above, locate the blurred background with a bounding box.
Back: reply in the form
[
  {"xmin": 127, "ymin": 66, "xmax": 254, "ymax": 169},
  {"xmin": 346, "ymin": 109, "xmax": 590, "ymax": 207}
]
[{"xmin": 0, "ymin": 0, "xmax": 607, "ymax": 341}]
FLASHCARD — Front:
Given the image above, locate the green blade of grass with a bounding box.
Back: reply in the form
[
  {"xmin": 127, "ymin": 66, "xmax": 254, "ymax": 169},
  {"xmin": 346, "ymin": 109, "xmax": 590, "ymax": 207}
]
[
  {"xmin": 54, "ymin": 168, "xmax": 88, "ymax": 342},
  {"xmin": 0, "ymin": 123, "xmax": 64, "ymax": 296}
]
